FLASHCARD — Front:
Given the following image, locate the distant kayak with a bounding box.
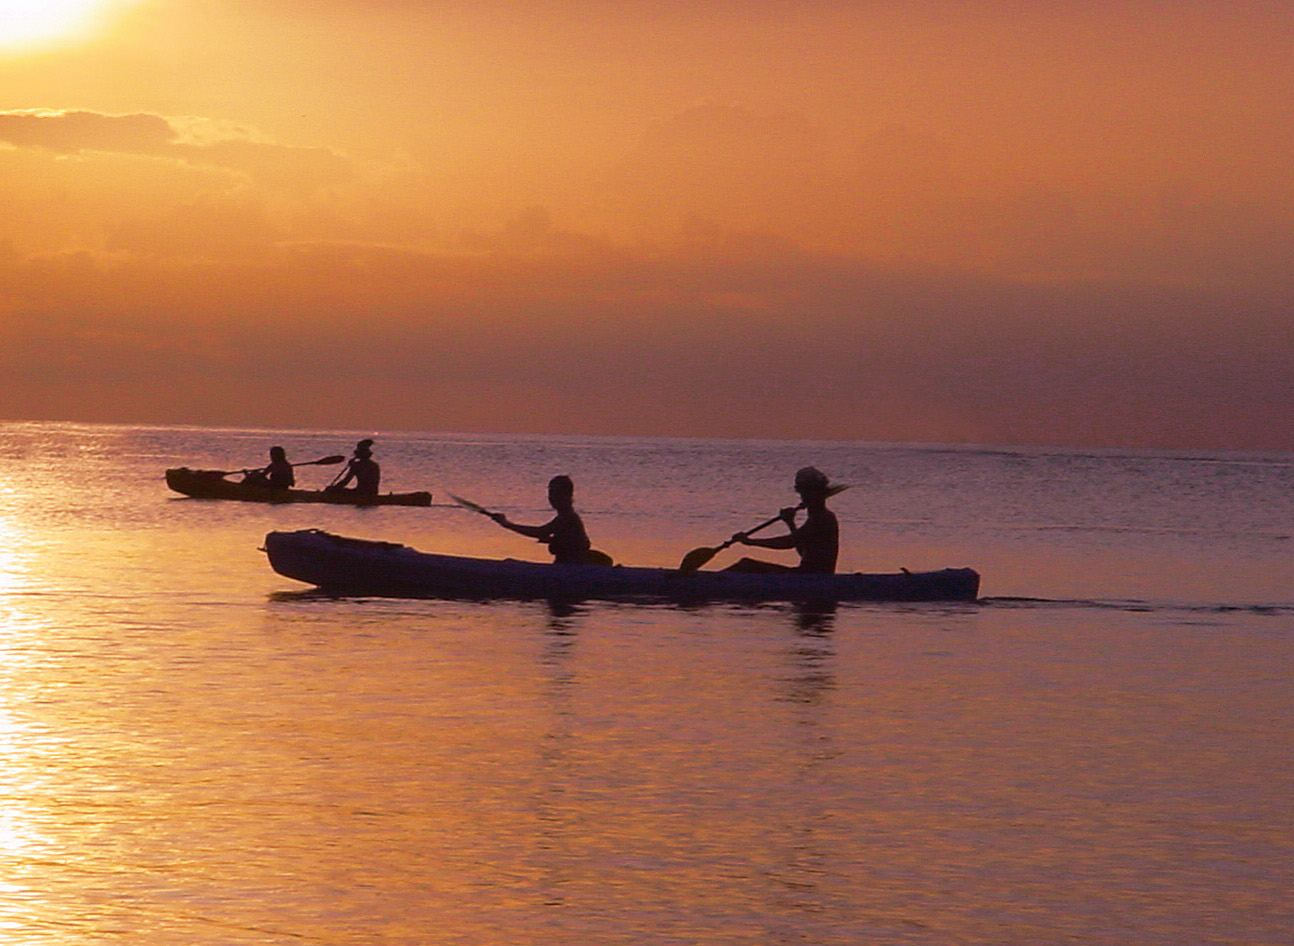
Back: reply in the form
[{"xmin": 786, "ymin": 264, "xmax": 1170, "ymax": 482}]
[
  {"xmin": 264, "ymin": 529, "xmax": 981, "ymax": 602},
  {"xmin": 166, "ymin": 468, "xmax": 433, "ymax": 506}
]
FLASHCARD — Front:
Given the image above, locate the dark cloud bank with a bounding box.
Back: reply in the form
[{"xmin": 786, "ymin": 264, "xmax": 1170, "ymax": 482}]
[{"xmin": 2, "ymin": 241, "xmax": 1291, "ymax": 450}]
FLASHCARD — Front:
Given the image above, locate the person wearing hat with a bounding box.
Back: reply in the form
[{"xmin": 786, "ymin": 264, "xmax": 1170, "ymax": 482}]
[
  {"xmin": 327, "ymin": 439, "xmax": 381, "ymax": 497},
  {"xmin": 725, "ymin": 466, "xmax": 840, "ymax": 574}
]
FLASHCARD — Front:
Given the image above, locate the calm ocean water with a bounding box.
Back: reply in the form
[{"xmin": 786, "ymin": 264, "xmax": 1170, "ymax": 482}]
[{"xmin": 0, "ymin": 421, "xmax": 1291, "ymax": 944}]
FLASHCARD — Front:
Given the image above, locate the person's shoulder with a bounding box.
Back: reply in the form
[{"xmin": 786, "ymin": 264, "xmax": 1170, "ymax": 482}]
[{"xmin": 813, "ymin": 507, "xmax": 840, "ymax": 531}]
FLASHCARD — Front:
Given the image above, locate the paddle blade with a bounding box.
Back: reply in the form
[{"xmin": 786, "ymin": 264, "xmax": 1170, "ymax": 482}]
[
  {"xmin": 449, "ymin": 493, "xmax": 492, "ymax": 516},
  {"xmin": 312, "ymin": 455, "xmax": 346, "ymax": 466},
  {"xmin": 677, "ymin": 545, "xmax": 719, "ymax": 574}
]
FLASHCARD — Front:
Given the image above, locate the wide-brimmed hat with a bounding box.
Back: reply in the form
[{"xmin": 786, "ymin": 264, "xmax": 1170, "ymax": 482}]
[{"xmin": 793, "ymin": 466, "xmax": 831, "ymax": 494}]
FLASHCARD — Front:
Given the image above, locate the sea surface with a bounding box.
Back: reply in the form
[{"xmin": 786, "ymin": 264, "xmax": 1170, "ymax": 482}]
[{"xmin": 0, "ymin": 421, "xmax": 1291, "ymax": 945}]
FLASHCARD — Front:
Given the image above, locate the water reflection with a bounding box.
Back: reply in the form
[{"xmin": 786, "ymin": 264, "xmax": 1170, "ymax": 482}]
[
  {"xmin": 791, "ymin": 600, "xmax": 838, "ymax": 635},
  {"xmin": 741, "ymin": 601, "xmax": 844, "ymax": 928},
  {"xmin": 0, "ymin": 512, "xmax": 29, "ymax": 599},
  {"xmin": 0, "ymin": 709, "xmax": 44, "ymax": 854},
  {"xmin": 533, "ymin": 602, "xmax": 587, "ymax": 910},
  {"xmin": 781, "ymin": 643, "xmax": 836, "ymax": 710},
  {"xmin": 0, "ymin": 598, "xmax": 54, "ymax": 936},
  {"xmin": 542, "ymin": 598, "xmax": 586, "ymax": 635}
]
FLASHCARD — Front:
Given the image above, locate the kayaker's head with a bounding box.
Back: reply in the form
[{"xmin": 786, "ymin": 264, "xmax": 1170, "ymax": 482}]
[
  {"xmin": 270, "ymin": 445, "xmax": 287, "ymax": 462},
  {"xmin": 794, "ymin": 466, "xmax": 830, "ymax": 499},
  {"xmin": 354, "ymin": 438, "xmax": 374, "ymax": 458},
  {"xmin": 547, "ymin": 474, "xmax": 575, "ymax": 510}
]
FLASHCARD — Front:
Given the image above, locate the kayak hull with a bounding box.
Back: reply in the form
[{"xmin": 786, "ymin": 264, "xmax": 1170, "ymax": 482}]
[
  {"xmin": 263, "ymin": 529, "xmax": 981, "ymax": 603},
  {"xmin": 166, "ymin": 468, "xmax": 432, "ymax": 506}
]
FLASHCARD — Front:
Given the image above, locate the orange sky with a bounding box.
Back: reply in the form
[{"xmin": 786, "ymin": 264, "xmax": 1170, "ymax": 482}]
[{"xmin": 2, "ymin": 0, "xmax": 1292, "ymax": 448}]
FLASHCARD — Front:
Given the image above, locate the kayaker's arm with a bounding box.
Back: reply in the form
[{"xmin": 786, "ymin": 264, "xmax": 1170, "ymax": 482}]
[
  {"xmin": 330, "ymin": 464, "xmax": 356, "ymax": 490},
  {"xmin": 733, "ymin": 507, "xmax": 799, "ymax": 550},
  {"xmin": 736, "ymin": 532, "xmax": 797, "ymax": 550},
  {"xmin": 490, "ymin": 512, "xmax": 552, "ymax": 541}
]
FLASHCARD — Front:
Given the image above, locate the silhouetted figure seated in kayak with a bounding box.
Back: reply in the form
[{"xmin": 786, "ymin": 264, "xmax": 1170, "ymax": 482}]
[
  {"xmin": 325, "ymin": 439, "xmax": 380, "ymax": 497},
  {"xmin": 724, "ymin": 466, "xmax": 840, "ymax": 574},
  {"xmin": 242, "ymin": 445, "xmax": 294, "ymax": 489},
  {"xmin": 490, "ymin": 474, "xmax": 598, "ymax": 565}
]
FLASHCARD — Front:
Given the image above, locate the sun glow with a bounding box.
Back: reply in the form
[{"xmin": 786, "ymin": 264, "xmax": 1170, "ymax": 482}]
[{"xmin": 0, "ymin": 0, "xmax": 122, "ymax": 51}]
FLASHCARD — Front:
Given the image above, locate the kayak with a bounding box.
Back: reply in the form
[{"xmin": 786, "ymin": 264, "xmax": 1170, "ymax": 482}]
[
  {"xmin": 166, "ymin": 468, "xmax": 433, "ymax": 506},
  {"xmin": 263, "ymin": 529, "xmax": 981, "ymax": 603}
]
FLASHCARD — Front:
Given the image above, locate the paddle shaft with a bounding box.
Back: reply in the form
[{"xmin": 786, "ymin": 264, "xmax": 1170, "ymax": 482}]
[
  {"xmin": 325, "ymin": 453, "xmax": 368, "ymax": 488},
  {"xmin": 453, "ymin": 495, "xmax": 536, "ymax": 535},
  {"xmin": 674, "ymin": 503, "xmax": 807, "ymax": 574},
  {"xmin": 222, "ymin": 455, "xmax": 344, "ymax": 477},
  {"xmin": 714, "ymin": 503, "xmax": 806, "ymax": 554},
  {"xmin": 450, "ymin": 494, "xmax": 497, "ymax": 519},
  {"xmin": 452, "ymin": 494, "xmax": 613, "ymax": 565},
  {"xmin": 728, "ymin": 482, "xmax": 850, "ymax": 548},
  {"xmin": 455, "ymin": 493, "xmax": 550, "ymax": 535},
  {"xmin": 676, "ymin": 483, "xmax": 851, "ymax": 572}
]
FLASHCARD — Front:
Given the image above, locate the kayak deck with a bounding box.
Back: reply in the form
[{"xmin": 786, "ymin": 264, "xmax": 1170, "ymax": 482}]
[{"xmin": 264, "ymin": 529, "xmax": 981, "ymax": 603}]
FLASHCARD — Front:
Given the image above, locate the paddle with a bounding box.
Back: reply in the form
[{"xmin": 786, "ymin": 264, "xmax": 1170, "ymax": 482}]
[
  {"xmin": 219, "ymin": 455, "xmax": 345, "ymax": 478},
  {"xmin": 676, "ymin": 483, "xmax": 851, "ymax": 573},
  {"xmin": 451, "ymin": 493, "xmax": 614, "ymax": 566},
  {"xmin": 450, "ymin": 494, "xmax": 495, "ymax": 518}
]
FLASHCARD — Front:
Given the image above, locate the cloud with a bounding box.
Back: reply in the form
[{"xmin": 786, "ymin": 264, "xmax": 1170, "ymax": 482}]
[
  {"xmin": 0, "ymin": 108, "xmax": 367, "ymax": 260},
  {"xmin": 2, "ymin": 239, "xmax": 1292, "ymax": 449},
  {"xmin": 177, "ymin": 137, "xmax": 355, "ymax": 191},
  {"xmin": 0, "ymin": 109, "xmax": 175, "ymax": 154},
  {"xmin": 0, "ymin": 109, "xmax": 354, "ymax": 189}
]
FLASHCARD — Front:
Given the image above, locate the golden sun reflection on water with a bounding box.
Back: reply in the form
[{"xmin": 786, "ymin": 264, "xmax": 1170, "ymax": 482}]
[
  {"xmin": 0, "ymin": 512, "xmax": 58, "ymax": 934},
  {"xmin": 0, "ymin": 659, "xmax": 50, "ymax": 935},
  {"xmin": 0, "ymin": 711, "xmax": 42, "ymax": 852},
  {"xmin": 0, "ymin": 513, "xmax": 27, "ymax": 597}
]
